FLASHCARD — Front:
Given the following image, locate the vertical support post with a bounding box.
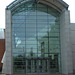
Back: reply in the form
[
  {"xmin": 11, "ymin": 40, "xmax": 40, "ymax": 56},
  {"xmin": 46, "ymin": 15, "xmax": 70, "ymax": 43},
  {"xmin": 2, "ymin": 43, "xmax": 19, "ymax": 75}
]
[
  {"xmin": 60, "ymin": 9, "xmax": 73, "ymax": 74},
  {"xmin": 5, "ymin": 9, "xmax": 12, "ymax": 75}
]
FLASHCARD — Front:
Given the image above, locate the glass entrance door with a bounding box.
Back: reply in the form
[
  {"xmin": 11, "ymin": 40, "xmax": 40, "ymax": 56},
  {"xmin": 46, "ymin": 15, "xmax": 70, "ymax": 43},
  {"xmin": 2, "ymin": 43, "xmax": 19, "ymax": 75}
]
[
  {"xmin": 25, "ymin": 54, "xmax": 59, "ymax": 73},
  {"xmin": 49, "ymin": 54, "xmax": 59, "ymax": 73},
  {"xmin": 26, "ymin": 59, "xmax": 37, "ymax": 73},
  {"xmin": 13, "ymin": 54, "xmax": 59, "ymax": 74},
  {"xmin": 26, "ymin": 58, "xmax": 50, "ymax": 73}
]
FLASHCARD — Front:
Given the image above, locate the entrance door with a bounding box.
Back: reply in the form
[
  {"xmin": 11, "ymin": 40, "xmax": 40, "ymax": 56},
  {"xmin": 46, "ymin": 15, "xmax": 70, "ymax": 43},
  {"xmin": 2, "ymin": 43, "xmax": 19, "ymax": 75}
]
[
  {"xmin": 26, "ymin": 58, "xmax": 49, "ymax": 73},
  {"xmin": 49, "ymin": 54, "xmax": 59, "ymax": 73},
  {"xmin": 25, "ymin": 54, "xmax": 59, "ymax": 73}
]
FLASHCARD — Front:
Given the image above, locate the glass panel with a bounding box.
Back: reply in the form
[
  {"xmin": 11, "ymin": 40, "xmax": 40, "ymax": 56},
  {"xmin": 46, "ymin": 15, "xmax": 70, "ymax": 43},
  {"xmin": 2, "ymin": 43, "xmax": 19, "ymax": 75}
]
[
  {"xmin": 26, "ymin": 54, "xmax": 37, "ymax": 58},
  {"xmin": 38, "ymin": 60, "xmax": 43, "ymax": 72},
  {"xmin": 12, "ymin": 28, "xmax": 25, "ymax": 32},
  {"xmin": 12, "ymin": 2, "xmax": 60, "ymax": 74},
  {"xmin": 37, "ymin": 38, "xmax": 48, "ymax": 54},
  {"xmin": 32, "ymin": 60, "xmax": 37, "ymax": 73},
  {"xmin": 27, "ymin": 60, "xmax": 31, "ymax": 73},
  {"xmin": 12, "ymin": 48, "xmax": 26, "ymax": 53},
  {"xmin": 13, "ymin": 65, "xmax": 25, "ymax": 74},
  {"xmin": 49, "ymin": 54, "xmax": 59, "ymax": 73}
]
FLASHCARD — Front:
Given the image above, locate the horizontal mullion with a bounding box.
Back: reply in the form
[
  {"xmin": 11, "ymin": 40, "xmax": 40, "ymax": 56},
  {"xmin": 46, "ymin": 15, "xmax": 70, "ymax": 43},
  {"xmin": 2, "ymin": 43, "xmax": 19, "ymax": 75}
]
[
  {"xmin": 12, "ymin": 47, "xmax": 60, "ymax": 50},
  {"xmin": 12, "ymin": 40, "xmax": 60, "ymax": 42},
  {"xmin": 12, "ymin": 30, "xmax": 60, "ymax": 33},
  {"xmin": 12, "ymin": 30, "xmax": 59, "ymax": 32},
  {"xmin": 12, "ymin": 24, "xmax": 48, "ymax": 26},
  {"xmin": 12, "ymin": 43, "xmax": 60, "ymax": 45},
  {"xmin": 12, "ymin": 37, "xmax": 60, "ymax": 40},
  {"xmin": 12, "ymin": 18, "xmax": 54, "ymax": 20},
  {"xmin": 12, "ymin": 24, "xmax": 60, "ymax": 26},
  {"xmin": 13, "ymin": 36, "xmax": 59, "ymax": 37},
  {"xmin": 12, "ymin": 22, "xmax": 48, "ymax": 24},
  {"xmin": 12, "ymin": 42, "xmax": 59, "ymax": 44},
  {"xmin": 13, "ymin": 52, "xmax": 37, "ymax": 54},
  {"xmin": 12, "ymin": 27, "xmax": 60, "ymax": 29},
  {"xmin": 12, "ymin": 26, "xmax": 60, "ymax": 27},
  {"xmin": 12, "ymin": 45, "xmax": 60, "ymax": 47},
  {"xmin": 13, "ymin": 51, "xmax": 38, "ymax": 53},
  {"xmin": 12, "ymin": 47, "xmax": 37, "ymax": 49},
  {"xmin": 12, "ymin": 18, "xmax": 57, "ymax": 20},
  {"xmin": 13, "ymin": 61, "xmax": 25, "ymax": 63},
  {"xmin": 12, "ymin": 15, "xmax": 49, "ymax": 17},
  {"xmin": 12, "ymin": 30, "xmax": 60, "ymax": 35},
  {"xmin": 12, "ymin": 27, "xmax": 59, "ymax": 28},
  {"xmin": 12, "ymin": 48, "xmax": 37, "ymax": 49},
  {"xmin": 13, "ymin": 53, "xmax": 60, "ymax": 55},
  {"xmin": 12, "ymin": 35, "xmax": 59, "ymax": 38},
  {"xmin": 12, "ymin": 19, "xmax": 56, "ymax": 21},
  {"xmin": 12, "ymin": 36, "xmax": 59, "ymax": 38}
]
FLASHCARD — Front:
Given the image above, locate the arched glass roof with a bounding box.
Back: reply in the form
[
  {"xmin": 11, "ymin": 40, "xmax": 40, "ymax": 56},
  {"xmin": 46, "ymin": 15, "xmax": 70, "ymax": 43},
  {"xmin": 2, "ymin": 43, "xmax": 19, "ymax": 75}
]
[{"xmin": 6, "ymin": 0, "xmax": 69, "ymax": 12}]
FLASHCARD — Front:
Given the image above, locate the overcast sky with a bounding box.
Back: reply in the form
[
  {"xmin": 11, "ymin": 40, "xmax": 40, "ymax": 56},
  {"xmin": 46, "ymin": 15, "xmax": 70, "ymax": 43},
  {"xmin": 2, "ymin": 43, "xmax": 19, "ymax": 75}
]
[{"xmin": 0, "ymin": 0, "xmax": 75, "ymax": 28}]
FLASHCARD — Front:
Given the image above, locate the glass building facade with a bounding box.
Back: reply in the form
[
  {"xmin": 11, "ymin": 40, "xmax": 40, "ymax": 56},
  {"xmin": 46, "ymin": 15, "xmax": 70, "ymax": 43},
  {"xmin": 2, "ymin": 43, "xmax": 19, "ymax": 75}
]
[{"xmin": 12, "ymin": 2, "xmax": 61, "ymax": 74}]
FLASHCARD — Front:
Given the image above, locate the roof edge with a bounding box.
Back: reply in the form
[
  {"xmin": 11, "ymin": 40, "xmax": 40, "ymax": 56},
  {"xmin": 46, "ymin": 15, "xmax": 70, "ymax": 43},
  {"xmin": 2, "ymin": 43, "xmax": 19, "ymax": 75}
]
[
  {"xmin": 6, "ymin": 0, "xmax": 69, "ymax": 12},
  {"xmin": 60, "ymin": 0, "xmax": 69, "ymax": 7}
]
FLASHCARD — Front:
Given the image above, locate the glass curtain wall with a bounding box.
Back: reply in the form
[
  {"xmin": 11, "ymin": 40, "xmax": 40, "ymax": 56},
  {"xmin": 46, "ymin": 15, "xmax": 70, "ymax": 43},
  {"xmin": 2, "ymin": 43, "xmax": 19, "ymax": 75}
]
[{"xmin": 12, "ymin": 2, "xmax": 60, "ymax": 74}]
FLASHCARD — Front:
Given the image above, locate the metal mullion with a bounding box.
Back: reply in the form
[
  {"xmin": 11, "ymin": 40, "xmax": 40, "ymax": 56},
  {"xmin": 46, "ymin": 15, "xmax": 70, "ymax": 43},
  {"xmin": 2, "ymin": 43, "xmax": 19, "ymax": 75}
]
[
  {"xmin": 26, "ymin": 60, "xmax": 27, "ymax": 73},
  {"xmin": 42, "ymin": 60, "xmax": 45, "ymax": 73},
  {"xmin": 47, "ymin": 59, "xmax": 49, "ymax": 72},
  {"xmin": 35, "ymin": 59, "xmax": 37, "ymax": 73},
  {"xmin": 30, "ymin": 59, "xmax": 31, "ymax": 73},
  {"xmin": 36, "ymin": 4, "xmax": 38, "ymax": 58},
  {"xmin": 59, "ymin": 15, "xmax": 61, "ymax": 73},
  {"xmin": 31, "ymin": 59, "xmax": 33, "ymax": 73},
  {"xmin": 47, "ymin": 5, "xmax": 50, "ymax": 57},
  {"xmin": 30, "ymin": 59, "xmax": 32, "ymax": 73},
  {"xmin": 48, "ymin": 59, "xmax": 50, "ymax": 73},
  {"xmin": 45, "ymin": 59, "xmax": 47, "ymax": 72},
  {"xmin": 24, "ymin": 8, "xmax": 27, "ymax": 74},
  {"xmin": 36, "ymin": 5, "xmax": 39, "ymax": 73},
  {"xmin": 37, "ymin": 59, "xmax": 39, "ymax": 73}
]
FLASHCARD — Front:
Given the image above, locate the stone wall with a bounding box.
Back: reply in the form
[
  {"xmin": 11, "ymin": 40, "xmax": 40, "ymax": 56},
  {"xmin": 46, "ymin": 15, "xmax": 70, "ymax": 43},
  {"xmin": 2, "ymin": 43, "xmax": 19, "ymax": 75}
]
[
  {"xmin": 70, "ymin": 23, "xmax": 75, "ymax": 73},
  {"xmin": 60, "ymin": 10, "xmax": 73, "ymax": 74}
]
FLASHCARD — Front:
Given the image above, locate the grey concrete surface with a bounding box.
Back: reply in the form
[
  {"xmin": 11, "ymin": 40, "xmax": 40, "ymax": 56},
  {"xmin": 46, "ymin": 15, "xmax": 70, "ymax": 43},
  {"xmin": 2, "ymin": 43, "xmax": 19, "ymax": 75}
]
[
  {"xmin": 60, "ymin": 10, "xmax": 73, "ymax": 74},
  {"xmin": 70, "ymin": 23, "xmax": 75, "ymax": 73},
  {"xmin": 4, "ymin": 3, "xmax": 74, "ymax": 75},
  {"xmin": 5, "ymin": 10, "xmax": 12, "ymax": 75}
]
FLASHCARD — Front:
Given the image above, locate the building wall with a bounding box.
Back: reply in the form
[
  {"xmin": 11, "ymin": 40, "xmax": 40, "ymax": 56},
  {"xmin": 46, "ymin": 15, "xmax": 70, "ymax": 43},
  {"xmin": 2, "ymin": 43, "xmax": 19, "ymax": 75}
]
[
  {"xmin": 70, "ymin": 23, "xmax": 75, "ymax": 73},
  {"xmin": 5, "ymin": 10, "xmax": 12, "ymax": 75},
  {"xmin": 60, "ymin": 10, "xmax": 73, "ymax": 74},
  {"xmin": 0, "ymin": 39, "xmax": 5, "ymax": 71},
  {"xmin": 5, "ymin": 2, "xmax": 74, "ymax": 75},
  {"xmin": 5, "ymin": 10, "xmax": 73, "ymax": 75}
]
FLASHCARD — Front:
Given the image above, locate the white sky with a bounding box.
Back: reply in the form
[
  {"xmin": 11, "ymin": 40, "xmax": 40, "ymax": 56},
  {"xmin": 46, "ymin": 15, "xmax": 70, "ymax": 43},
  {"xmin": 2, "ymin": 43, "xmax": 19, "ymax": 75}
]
[{"xmin": 0, "ymin": 0, "xmax": 75, "ymax": 28}]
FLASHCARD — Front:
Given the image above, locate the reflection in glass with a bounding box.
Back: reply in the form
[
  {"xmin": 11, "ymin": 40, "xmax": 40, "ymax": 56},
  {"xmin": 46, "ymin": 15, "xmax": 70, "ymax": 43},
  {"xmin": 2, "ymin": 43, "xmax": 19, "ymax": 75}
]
[{"xmin": 12, "ymin": 2, "xmax": 60, "ymax": 74}]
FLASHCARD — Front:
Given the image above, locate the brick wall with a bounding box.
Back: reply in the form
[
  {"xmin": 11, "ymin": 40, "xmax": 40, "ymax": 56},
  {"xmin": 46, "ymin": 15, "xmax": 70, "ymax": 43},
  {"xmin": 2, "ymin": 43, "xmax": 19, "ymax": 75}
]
[{"xmin": 0, "ymin": 39, "xmax": 5, "ymax": 70}]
